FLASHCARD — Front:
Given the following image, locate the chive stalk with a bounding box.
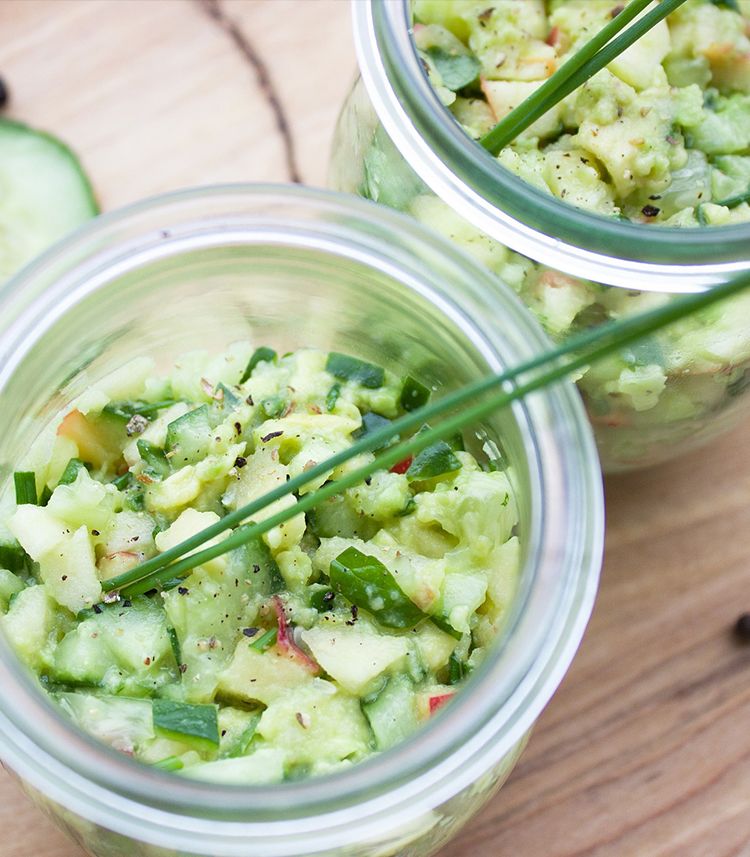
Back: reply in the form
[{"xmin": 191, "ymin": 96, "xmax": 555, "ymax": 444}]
[
  {"xmin": 103, "ymin": 271, "xmax": 750, "ymax": 597},
  {"xmin": 13, "ymin": 472, "xmax": 37, "ymax": 506},
  {"xmin": 480, "ymin": 0, "xmax": 687, "ymax": 155}
]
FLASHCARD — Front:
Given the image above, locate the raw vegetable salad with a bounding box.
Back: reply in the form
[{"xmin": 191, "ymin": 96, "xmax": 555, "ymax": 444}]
[{"xmin": 0, "ymin": 345, "xmax": 519, "ymax": 783}]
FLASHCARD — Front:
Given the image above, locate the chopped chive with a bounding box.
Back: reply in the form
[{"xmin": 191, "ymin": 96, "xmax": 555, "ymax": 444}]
[
  {"xmin": 325, "ymin": 382, "xmax": 341, "ymax": 412},
  {"xmin": 38, "ymin": 485, "xmax": 52, "ymax": 507},
  {"xmin": 167, "ymin": 626, "xmax": 182, "ymax": 668},
  {"xmin": 111, "ymin": 471, "xmax": 134, "ymax": 492},
  {"xmin": 240, "ymin": 347, "xmax": 277, "ymax": 385},
  {"xmin": 14, "ymin": 472, "xmax": 37, "ymax": 505},
  {"xmin": 152, "ymin": 755, "xmax": 184, "ymax": 772},
  {"xmin": 326, "ymin": 352, "xmax": 385, "ymax": 389},
  {"xmin": 249, "ymin": 627, "xmax": 278, "ymax": 651},
  {"xmin": 58, "ymin": 458, "xmax": 85, "ymax": 486}
]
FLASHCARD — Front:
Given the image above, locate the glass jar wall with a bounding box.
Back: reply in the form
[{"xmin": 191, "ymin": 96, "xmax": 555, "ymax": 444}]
[{"xmin": 0, "ymin": 186, "xmax": 602, "ymax": 857}]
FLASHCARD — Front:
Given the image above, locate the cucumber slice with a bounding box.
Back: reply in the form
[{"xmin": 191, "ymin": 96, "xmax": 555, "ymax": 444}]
[
  {"xmin": 0, "ymin": 119, "xmax": 98, "ymax": 280},
  {"xmin": 362, "ymin": 676, "xmax": 418, "ymax": 751}
]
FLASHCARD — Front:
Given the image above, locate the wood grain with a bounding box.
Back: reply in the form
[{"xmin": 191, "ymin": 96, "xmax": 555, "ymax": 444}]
[{"xmin": 0, "ymin": 2, "xmax": 749, "ymax": 856}]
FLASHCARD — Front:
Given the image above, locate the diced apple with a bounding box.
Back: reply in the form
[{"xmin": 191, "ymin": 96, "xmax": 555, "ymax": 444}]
[
  {"xmin": 57, "ymin": 410, "xmax": 125, "ymax": 469},
  {"xmin": 299, "ymin": 624, "xmax": 409, "ymax": 695},
  {"xmin": 417, "ymin": 687, "xmax": 457, "ymax": 720},
  {"xmin": 481, "ymin": 78, "xmax": 563, "ymax": 141}
]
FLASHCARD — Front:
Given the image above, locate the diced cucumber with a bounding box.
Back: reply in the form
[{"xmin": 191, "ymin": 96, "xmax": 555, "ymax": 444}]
[
  {"xmin": 51, "ymin": 596, "xmax": 176, "ymax": 693},
  {"xmin": 137, "ymin": 439, "xmax": 171, "ymax": 479},
  {"xmin": 400, "ymin": 376, "xmax": 431, "ymax": 412},
  {"xmin": 0, "ymin": 119, "xmax": 98, "ymax": 282},
  {"xmin": 217, "ymin": 707, "xmax": 262, "ymax": 759},
  {"xmin": 362, "ymin": 675, "xmax": 418, "ymax": 751},
  {"xmin": 56, "ymin": 692, "xmax": 154, "ymax": 754},
  {"xmin": 352, "ymin": 412, "xmax": 393, "ymax": 450},
  {"xmin": 0, "ymin": 539, "xmax": 30, "ymax": 574},
  {"xmin": 0, "ymin": 568, "xmax": 25, "ymax": 611},
  {"xmin": 165, "ymin": 406, "xmax": 212, "ymax": 467}
]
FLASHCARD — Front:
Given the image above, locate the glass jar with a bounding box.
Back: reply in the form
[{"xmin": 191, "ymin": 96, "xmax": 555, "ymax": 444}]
[
  {"xmin": 330, "ymin": 0, "xmax": 750, "ymax": 472},
  {"xmin": 0, "ymin": 185, "xmax": 602, "ymax": 857}
]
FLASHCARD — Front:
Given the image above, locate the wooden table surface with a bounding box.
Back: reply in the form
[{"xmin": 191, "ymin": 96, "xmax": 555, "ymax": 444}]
[{"xmin": 1, "ymin": 2, "xmax": 750, "ymax": 856}]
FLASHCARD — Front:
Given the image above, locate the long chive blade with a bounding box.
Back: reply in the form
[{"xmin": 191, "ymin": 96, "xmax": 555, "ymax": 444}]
[
  {"xmin": 14, "ymin": 472, "xmax": 37, "ymax": 506},
  {"xmin": 480, "ymin": 0, "xmax": 687, "ymax": 155},
  {"xmin": 104, "ymin": 272, "xmax": 750, "ymax": 597}
]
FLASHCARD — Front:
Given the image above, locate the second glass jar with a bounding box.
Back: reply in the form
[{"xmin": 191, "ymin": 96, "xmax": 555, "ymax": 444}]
[{"xmin": 330, "ymin": 0, "xmax": 750, "ymax": 472}]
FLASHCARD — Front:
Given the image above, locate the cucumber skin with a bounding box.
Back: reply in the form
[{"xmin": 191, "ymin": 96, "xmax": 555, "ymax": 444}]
[
  {"xmin": 0, "ymin": 118, "xmax": 99, "ymax": 282},
  {"xmin": 0, "ymin": 117, "xmax": 99, "ymax": 215}
]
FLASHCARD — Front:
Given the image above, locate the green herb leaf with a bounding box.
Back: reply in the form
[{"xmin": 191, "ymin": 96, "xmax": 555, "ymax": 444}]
[
  {"xmin": 329, "ymin": 546, "xmax": 426, "ymax": 630},
  {"xmin": 136, "ymin": 440, "xmax": 171, "ymax": 479},
  {"xmin": 325, "ymin": 383, "xmax": 341, "ymax": 412},
  {"xmin": 620, "ymin": 338, "xmax": 663, "ymax": 369},
  {"xmin": 240, "ymin": 346, "xmax": 277, "ymax": 385},
  {"xmin": 709, "ymin": 0, "xmax": 740, "ymax": 12},
  {"xmin": 400, "ymin": 376, "xmax": 431, "ymax": 412},
  {"xmin": 405, "ymin": 432, "xmax": 462, "ymax": 481},
  {"xmin": 13, "ymin": 472, "xmax": 37, "ymax": 506},
  {"xmin": 326, "ymin": 352, "xmax": 385, "ymax": 389},
  {"xmin": 425, "ymin": 45, "xmax": 481, "ymax": 91},
  {"xmin": 352, "ymin": 412, "xmax": 393, "ymax": 450},
  {"xmin": 152, "ymin": 699, "xmax": 220, "ymax": 750},
  {"xmin": 58, "ymin": 458, "xmax": 85, "ymax": 486}
]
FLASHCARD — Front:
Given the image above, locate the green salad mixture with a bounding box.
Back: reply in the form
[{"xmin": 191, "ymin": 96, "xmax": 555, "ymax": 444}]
[
  {"xmin": 348, "ymin": 0, "xmax": 750, "ymax": 467},
  {"xmin": 415, "ymin": 0, "xmax": 750, "ymax": 225},
  {"xmin": 0, "ymin": 345, "xmax": 519, "ymax": 783}
]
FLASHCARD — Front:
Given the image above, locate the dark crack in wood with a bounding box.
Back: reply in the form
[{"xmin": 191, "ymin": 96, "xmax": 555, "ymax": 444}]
[{"xmin": 199, "ymin": 0, "xmax": 302, "ymax": 183}]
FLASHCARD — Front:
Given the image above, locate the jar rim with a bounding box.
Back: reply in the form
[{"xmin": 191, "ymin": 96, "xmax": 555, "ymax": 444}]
[
  {"xmin": 353, "ymin": 0, "xmax": 750, "ymax": 292},
  {"xmin": 0, "ymin": 184, "xmax": 603, "ymax": 853}
]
